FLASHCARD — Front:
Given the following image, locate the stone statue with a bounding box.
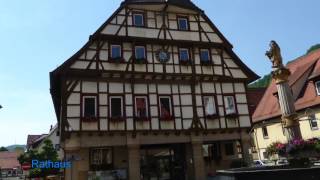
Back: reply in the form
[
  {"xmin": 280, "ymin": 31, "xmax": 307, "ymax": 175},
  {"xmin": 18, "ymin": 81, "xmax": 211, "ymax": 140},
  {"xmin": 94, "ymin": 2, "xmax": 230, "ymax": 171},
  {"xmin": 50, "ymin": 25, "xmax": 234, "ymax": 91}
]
[{"xmin": 266, "ymin": 40, "xmax": 283, "ymax": 68}]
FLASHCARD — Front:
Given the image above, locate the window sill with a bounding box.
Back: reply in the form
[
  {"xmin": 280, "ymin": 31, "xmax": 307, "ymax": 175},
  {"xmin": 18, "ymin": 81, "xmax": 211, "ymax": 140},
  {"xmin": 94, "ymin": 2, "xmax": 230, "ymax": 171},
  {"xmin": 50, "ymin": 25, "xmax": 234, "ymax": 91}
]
[
  {"xmin": 108, "ymin": 58, "xmax": 125, "ymax": 63},
  {"xmin": 134, "ymin": 117, "xmax": 151, "ymax": 122},
  {"xmin": 82, "ymin": 117, "xmax": 98, "ymax": 122},
  {"xmin": 263, "ymin": 136, "xmax": 269, "ymax": 139},
  {"xmin": 109, "ymin": 117, "xmax": 125, "ymax": 122},
  {"xmin": 311, "ymin": 127, "xmax": 319, "ymax": 131}
]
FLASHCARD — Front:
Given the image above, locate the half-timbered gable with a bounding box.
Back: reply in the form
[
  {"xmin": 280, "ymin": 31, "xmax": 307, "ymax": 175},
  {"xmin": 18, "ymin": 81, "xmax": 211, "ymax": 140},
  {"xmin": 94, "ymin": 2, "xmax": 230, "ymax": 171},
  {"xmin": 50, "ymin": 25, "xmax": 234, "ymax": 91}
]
[{"xmin": 50, "ymin": 1, "xmax": 258, "ymax": 179}]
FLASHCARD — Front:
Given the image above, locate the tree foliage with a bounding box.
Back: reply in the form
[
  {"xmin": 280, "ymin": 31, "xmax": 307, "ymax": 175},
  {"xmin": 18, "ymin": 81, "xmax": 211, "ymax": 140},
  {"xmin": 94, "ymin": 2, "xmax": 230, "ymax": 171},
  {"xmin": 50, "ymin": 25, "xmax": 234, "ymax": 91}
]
[
  {"xmin": 0, "ymin": 146, "xmax": 8, "ymax": 151},
  {"xmin": 18, "ymin": 139, "xmax": 59, "ymax": 177},
  {"xmin": 248, "ymin": 74, "xmax": 272, "ymax": 88},
  {"xmin": 306, "ymin": 44, "xmax": 320, "ymax": 54}
]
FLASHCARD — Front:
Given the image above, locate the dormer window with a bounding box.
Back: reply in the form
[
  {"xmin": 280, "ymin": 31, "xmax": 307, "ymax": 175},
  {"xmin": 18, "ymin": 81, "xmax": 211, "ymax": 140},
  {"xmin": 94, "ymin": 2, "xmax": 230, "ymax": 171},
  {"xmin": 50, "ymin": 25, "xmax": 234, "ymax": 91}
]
[
  {"xmin": 200, "ymin": 49, "xmax": 211, "ymax": 64},
  {"xmin": 315, "ymin": 81, "xmax": 320, "ymax": 95},
  {"xmin": 133, "ymin": 12, "xmax": 145, "ymax": 27},
  {"xmin": 179, "ymin": 48, "xmax": 190, "ymax": 63},
  {"xmin": 135, "ymin": 46, "xmax": 146, "ymax": 60},
  {"xmin": 177, "ymin": 16, "xmax": 189, "ymax": 30},
  {"xmin": 110, "ymin": 44, "xmax": 122, "ymax": 59}
]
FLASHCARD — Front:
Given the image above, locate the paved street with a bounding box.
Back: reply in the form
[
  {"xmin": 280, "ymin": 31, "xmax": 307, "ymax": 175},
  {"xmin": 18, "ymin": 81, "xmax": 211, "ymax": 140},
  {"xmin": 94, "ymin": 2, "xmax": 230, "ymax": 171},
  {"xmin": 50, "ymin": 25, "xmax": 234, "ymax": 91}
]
[{"xmin": 0, "ymin": 177, "xmax": 20, "ymax": 180}]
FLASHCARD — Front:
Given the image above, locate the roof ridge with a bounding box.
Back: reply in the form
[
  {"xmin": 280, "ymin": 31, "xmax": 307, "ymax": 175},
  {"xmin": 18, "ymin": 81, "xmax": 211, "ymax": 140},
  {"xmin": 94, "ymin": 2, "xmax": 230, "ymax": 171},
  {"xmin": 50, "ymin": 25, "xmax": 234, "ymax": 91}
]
[{"xmin": 287, "ymin": 48, "xmax": 320, "ymax": 65}]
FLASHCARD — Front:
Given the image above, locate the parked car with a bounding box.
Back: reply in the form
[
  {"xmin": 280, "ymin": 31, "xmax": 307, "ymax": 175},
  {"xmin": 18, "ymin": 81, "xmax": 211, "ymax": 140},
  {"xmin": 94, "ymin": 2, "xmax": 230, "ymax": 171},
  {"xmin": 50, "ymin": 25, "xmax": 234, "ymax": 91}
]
[
  {"xmin": 276, "ymin": 159, "xmax": 289, "ymax": 165},
  {"xmin": 252, "ymin": 160, "xmax": 274, "ymax": 167}
]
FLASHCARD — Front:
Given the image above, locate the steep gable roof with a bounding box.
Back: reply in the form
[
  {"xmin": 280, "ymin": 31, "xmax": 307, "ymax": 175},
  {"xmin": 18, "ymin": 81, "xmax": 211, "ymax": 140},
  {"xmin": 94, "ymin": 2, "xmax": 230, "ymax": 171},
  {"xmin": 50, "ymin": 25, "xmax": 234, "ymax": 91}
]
[{"xmin": 252, "ymin": 49, "xmax": 320, "ymax": 123}]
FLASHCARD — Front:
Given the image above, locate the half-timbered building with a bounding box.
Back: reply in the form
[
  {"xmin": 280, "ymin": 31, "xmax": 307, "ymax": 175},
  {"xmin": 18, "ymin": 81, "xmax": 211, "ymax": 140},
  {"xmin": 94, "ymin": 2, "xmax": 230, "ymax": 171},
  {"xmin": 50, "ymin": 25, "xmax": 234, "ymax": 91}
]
[{"xmin": 50, "ymin": 0, "xmax": 259, "ymax": 179}]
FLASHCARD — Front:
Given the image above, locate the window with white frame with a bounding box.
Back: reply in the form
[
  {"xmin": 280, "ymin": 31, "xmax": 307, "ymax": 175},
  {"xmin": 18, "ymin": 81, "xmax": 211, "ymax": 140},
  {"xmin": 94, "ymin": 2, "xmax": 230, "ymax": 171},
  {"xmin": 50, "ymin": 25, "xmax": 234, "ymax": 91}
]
[
  {"xmin": 177, "ymin": 17, "xmax": 188, "ymax": 30},
  {"xmin": 135, "ymin": 96, "xmax": 148, "ymax": 118},
  {"xmin": 82, "ymin": 96, "xmax": 97, "ymax": 118},
  {"xmin": 315, "ymin": 81, "xmax": 320, "ymax": 95},
  {"xmin": 262, "ymin": 126, "xmax": 269, "ymax": 138},
  {"xmin": 203, "ymin": 96, "xmax": 217, "ymax": 117},
  {"xmin": 309, "ymin": 114, "xmax": 318, "ymax": 130},
  {"xmin": 109, "ymin": 96, "xmax": 123, "ymax": 118},
  {"xmin": 159, "ymin": 96, "xmax": 172, "ymax": 118},
  {"xmin": 90, "ymin": 148, "xmax": 113, "ymax": 170},
  {"xmin": 135, "ymin": 46, "xmax": 146, "ymax": 60},
  {"xmin": 179, "ymin": 48, "xmax": 190, "ymax": 62},
  {"xmin": 133, "ymin": 12, "xmax": 144, "ymax": 27},
  {"xmin": 110, "ymin": 44, "xmax": 121, "ymax": 59},
  {"xmin": 224, "ymin": 96, "xmax": 236, "ymax": 115}
]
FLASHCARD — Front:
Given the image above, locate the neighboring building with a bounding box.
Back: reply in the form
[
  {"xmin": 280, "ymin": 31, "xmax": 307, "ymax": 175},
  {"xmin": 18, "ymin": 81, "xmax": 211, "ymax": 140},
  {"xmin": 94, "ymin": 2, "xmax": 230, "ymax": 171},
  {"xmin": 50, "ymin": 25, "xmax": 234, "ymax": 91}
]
[
  {"xmin": 0, "ymin": 152, "xmax": 22, "ymax": 177},
  {"xmin": 50, "ymin": 0, "xmax": 258, "ymax": 179},
  {"xmin": 27, "ymin": 125, "xmax": 63, "ymax": 159},
  {"xmin": 252, "ymin": 49, "xmax": 320, "ymax": 160},
  {"xmin": 246, "ymin": 88, "xmax": 266, "ymax": 116}
]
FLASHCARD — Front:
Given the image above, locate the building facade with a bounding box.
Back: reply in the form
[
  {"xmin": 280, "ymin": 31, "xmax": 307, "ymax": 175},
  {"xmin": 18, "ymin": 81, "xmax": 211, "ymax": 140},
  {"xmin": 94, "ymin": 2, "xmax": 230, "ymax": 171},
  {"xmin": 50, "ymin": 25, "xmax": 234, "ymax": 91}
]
[
  {"xmin": 252, "ymin": 49, "xmax": 320, "ymax": 160},
  {"xmin": 50, "ymin": 0, "xmax": 258, "ymax": 179}
]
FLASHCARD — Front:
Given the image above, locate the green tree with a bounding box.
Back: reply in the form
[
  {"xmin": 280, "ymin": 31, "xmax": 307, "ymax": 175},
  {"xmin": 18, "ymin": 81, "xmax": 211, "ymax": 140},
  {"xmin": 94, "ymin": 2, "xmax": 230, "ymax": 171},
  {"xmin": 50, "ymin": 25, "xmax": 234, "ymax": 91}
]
[
  {"xmin": 0, "ymin": 146, "xmax": 8, "ymax": 151},
  {"xmin": 248, "ymin": 74, "xmax": 272, "ymax": 88},
  {"xmin": 18, "ymin": 139, "xmax": 60, "ymax": 177},
  {"xmin": 306, "ymin": 44, "xmax": 320, "ymax": 54}
]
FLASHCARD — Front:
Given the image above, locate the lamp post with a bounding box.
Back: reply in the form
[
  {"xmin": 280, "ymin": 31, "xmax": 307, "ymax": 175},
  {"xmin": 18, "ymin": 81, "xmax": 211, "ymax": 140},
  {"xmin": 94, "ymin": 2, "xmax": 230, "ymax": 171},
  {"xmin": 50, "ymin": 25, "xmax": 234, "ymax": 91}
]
[{"xmin": 265, "ymin": 41, "xmax": 302, "ymax": 142}]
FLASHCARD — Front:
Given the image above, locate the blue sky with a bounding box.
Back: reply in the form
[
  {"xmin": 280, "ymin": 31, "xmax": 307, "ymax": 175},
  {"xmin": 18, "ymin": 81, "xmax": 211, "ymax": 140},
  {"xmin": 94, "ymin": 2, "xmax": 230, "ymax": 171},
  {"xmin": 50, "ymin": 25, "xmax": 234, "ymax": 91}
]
[{"xmin": 0, "ymin": 0, "xmax": 319, "ymax": 147}]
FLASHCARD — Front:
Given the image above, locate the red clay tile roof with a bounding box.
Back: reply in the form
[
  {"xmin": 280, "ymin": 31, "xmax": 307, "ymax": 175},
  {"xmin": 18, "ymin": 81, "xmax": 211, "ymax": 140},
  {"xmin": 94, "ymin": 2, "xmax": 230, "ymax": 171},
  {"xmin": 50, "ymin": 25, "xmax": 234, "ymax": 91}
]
[
  {"xmin": 247, "ymin": 88, "xmax": 266, "ymax": 116},
  {"xmin": 0, "ymin": 152, "xmax": 20, "ymax": 169},
  {"xmin": 26, "ymin": 135, "xmax": 43, "ymax": 149},
  {"xmin": 252, "ymin": 49, "xmax": 320, "ymax": 123}
]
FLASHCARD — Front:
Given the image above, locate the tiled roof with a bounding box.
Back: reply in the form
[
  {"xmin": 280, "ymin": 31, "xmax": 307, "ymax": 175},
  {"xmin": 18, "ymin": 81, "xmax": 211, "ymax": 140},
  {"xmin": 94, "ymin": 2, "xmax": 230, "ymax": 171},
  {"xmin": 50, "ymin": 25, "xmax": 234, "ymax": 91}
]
[
  {"xmin": 252, "ymin": 49, "xmax": 320, "ymax": 123},
  {"xmin": 247, "ymin": 88, "xmax": 266, "ymax": 116},
  {"xmin": 0, "ymin": 152, "xmax": 20, "ymax": 169},
  {"xmin": 26, "ymin": 134, "xmax": 46, "ymax": 149}
]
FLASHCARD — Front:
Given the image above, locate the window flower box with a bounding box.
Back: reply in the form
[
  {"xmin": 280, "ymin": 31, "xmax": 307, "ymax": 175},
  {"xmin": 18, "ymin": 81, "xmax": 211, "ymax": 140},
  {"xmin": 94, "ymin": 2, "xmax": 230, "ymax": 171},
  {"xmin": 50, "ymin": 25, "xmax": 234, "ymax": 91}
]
[
  {"xmin": 82, "ymin": 117, "xmax": 98, "ymax": 122},
  {"xmin": 179, "ymin": 60, "xmax": 192, "ymax": 65},
  {"xmin": 133, "ymin": 58, "xmax": 147, "ymax": 64},
  {"xmin": 109, "ymin": 117, "xmax": 125, "ymax": 122},
  {"xmin": 206, "ymin": 114, "xmax": 219, "ymax": 119},
  {"xmin": 134, "ymin": 117, "xmax": 151, "ymax": 122},
  {"xmin": 160, "ymin": 116, "xmax": 174, "ymax": 121},
  {"xmin": 225, "ymin": 113, "xmax": 239, "ymax": 118},
  {"xmin": 201, "ymin": 60, "xmax": 213, "ymax": 66},
  {"xmin": 108, "ymin": 58, "xmax": 125, "ymax": 63}
]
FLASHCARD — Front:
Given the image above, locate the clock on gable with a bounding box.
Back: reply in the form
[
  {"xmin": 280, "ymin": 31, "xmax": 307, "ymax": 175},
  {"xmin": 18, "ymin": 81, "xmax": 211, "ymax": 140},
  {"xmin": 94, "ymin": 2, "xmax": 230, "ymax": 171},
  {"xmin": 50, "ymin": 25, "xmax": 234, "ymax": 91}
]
[{"xmin": 156, "ymin": 49, "xmax": 170, "ymax": 63}]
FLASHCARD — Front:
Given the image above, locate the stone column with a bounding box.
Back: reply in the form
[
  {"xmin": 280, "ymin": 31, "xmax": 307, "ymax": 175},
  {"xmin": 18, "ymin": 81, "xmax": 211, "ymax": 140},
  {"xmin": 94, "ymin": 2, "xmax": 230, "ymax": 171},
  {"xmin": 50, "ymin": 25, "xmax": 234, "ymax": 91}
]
[
  {"xmin": 127, "ymin": 144, "xmax": 140, "ymax": 180},
  {"xmin": 192, "ymin": 141, "xmax": 206, "ymax": 180},
  {"xmin": 272, "ymin": 68, "xmax": 302, "ymax": 141}
]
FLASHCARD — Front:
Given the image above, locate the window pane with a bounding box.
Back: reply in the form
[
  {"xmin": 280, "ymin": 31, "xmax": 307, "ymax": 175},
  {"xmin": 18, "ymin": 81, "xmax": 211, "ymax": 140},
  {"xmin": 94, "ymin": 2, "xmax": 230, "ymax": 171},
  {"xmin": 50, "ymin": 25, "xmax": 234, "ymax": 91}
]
[
  {"xmin": 224, "ymin": 96, "xmax": 236, "ymax": 114},
  {"xmin": 160, "ymin": 97, "xmax": 171, "ymax": 117},
  {"xmin": 84, "ymin": 97, "xmax": 96, "ymax": 117},
  {"xmin": 135, "ymin": 46, "xmax": 145, "ymax": 59},
  {"xmin": 134, "ymin": 14, "xmax": 144, "ymax": 26},
  {"xmin": 200, "ymin": 50, "xmax": 210, "ymax": 62},
  {"xmin": 111, "ymin": 45, "xmax": 121, "ymax": 59},
  {"xmin": 310, "ymin": 114, "xmax": 318, "ymax": 128},
  {"xmin": 178, "ymin": 18, "xmax": 188, "ymax": 30},
  {"xmin": 204, "ymin": 97, "xmax": 216, "ymax": 115},
  {"xmin": 111, "ymin": 98, "xmax": 122, "ymax": 117},
  {"xmin": 179, "ymin": 49, "xmax": 189, "ymax": 61},
  {"xmin": 262, "ymin": 127, "xmax": 268, "ymax": 137},
  {"xmin": 136, "ymin": 97, "xmax": 147, "ymax": 117},
  {"xmin": 90, "ymin": 148, "xmax": 112, "ymax": 168}
]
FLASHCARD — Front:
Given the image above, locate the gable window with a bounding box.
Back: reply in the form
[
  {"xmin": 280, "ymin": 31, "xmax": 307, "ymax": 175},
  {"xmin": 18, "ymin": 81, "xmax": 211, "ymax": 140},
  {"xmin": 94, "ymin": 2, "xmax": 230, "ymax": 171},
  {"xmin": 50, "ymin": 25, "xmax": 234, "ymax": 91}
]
[
  {"xmin": 110, "ymin": 44, "xmax": 122, "ymax": 59},
  {"xmin": 133, "ymin": 12, "xmax": 144, "ymax": 27},
  {"xmin": 309, "ymin": 114, "xmax": 318, "ymax": 130},
  {"xmin": 316, "ymin": 81, "xmax": 320, "ymax": 95},
  {"xmin": 135, "ymin": 96, "xmax": 148, "ymax": 118},
  {"xmin": 82, "ymin": 96, "xmax": 97, "ymax": 120},
  {"xmin": 203, "ymin": 96, "xmax": 217, "ymax": 118},
  {"xmin": 225, "ymin": 142, "xmax": 234, "ymax": 156},
  {"xmin": 179, "ymin": 48, "xmax": 190, "ymax": 62},
  {"xmin": 262, "ymin": 126, "xmax": 269, "ymax": 139},
  {"xmin": 90, "ymin": 148, "xmax": 113, "ymax": 170},
  {"xmin": 159, "ymin": 96, "xmax": 173, "ymax": 120},
  {"xmin": 200, "ymin": 49, "xmax": 211, "ymax": 64},
  {"xmin": 135, "ymin": 46, "xmax": 146, "ymax": 60},
  {"xmin": 177, "ymin": 17, "xmax": 189, "ymax": 30},
  {"xmin": 224, "ymin": 96, "xmax": 237, "ymax": 115},
  {"xmin": 109, "ymin": 96, "xmax": 124, "ymax": 119}
]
